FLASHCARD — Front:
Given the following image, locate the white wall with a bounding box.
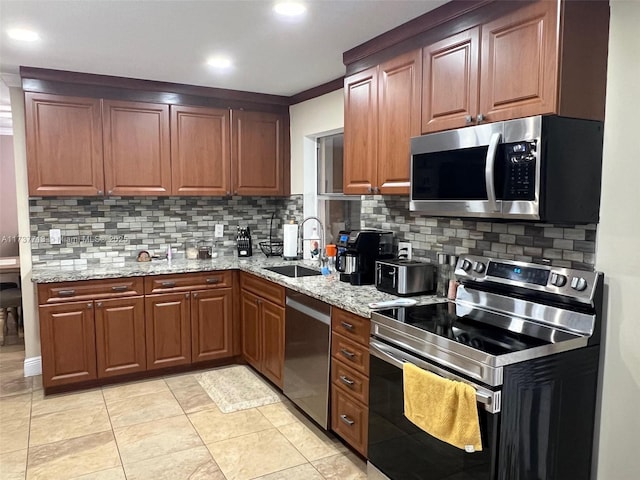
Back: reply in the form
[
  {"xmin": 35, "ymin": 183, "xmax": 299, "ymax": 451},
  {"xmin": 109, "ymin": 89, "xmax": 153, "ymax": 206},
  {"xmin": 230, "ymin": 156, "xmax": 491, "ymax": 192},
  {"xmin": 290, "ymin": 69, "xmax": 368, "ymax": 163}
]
[
  {"xmin": 289, "ymin": 89, "xmax": 344, "ymax": 194},
  {"xmin": 0, "ymin": 135, "xmax": 19, "ymax": 257},
  {"xmin": 595, "ymin": 1, "xmax": 640, "ymax": 478}
]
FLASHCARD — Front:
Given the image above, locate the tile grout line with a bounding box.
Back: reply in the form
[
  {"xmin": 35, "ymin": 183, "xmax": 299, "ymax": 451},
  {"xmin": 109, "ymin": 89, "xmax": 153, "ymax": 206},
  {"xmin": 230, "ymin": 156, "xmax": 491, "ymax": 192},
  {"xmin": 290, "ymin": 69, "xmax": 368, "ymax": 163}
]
[{"xmin": 101, "ymin": 385, "xmax": 128, "ymax": 479}]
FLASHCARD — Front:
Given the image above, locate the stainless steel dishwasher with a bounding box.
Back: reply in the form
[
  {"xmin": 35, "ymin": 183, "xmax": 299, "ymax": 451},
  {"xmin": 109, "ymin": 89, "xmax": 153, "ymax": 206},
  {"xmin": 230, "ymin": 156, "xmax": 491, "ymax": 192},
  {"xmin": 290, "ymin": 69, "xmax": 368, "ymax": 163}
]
[{"xmin": 283, "ymin": 289, "xmax": 332, "ymax": 429}]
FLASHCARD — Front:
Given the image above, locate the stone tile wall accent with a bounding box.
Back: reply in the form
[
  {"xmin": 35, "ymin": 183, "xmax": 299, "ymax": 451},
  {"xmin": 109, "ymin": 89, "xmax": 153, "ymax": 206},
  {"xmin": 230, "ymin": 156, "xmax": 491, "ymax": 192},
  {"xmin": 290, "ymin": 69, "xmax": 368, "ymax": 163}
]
[
  {"xmin": 361, "ymin": 196, "xmax": 596, "ymax": 270},
  {"xmin": 27, "ymin": 195, "xmax": 303, "ymax": 267}
]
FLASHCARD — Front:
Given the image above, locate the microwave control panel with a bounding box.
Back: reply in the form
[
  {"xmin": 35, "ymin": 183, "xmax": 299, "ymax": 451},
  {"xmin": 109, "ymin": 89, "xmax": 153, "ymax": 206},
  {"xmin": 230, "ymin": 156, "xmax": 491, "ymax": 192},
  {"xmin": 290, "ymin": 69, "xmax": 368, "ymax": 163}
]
[{"xmin": 503, "ymin": 141, "xmax": 537, "ymax": 200}]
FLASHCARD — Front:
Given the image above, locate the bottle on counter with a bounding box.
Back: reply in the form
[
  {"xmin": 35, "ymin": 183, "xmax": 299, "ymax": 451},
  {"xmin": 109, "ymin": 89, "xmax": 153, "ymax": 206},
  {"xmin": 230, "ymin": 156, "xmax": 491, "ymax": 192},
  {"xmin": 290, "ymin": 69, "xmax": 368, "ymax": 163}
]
[
  {"xmin": 309, "ymin": 227, "xmax": 320, "ymax": 259},
  {"xmin": 325, "ymin": 244, "xmax": 337, "ymax": 272},
  {"xmin": 436, "ymin": 253, "xmax": 450, "ymax": 298},
  {"xmin": 447, "ymin": 255, "xmax": 459, "ymax": 299}
]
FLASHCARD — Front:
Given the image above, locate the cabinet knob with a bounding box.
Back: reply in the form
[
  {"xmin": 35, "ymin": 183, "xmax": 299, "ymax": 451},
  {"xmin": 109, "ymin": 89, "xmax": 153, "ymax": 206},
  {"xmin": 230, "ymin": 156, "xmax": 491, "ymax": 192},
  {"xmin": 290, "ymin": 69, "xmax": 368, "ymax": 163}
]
[
  {"xmin": 477, "ymin": 114, "xmax": 485, "ymax": 122},
  {"xmin": 233, "ymin": 190, "xmax": 238, "ymax": 195},
  {"xmin": 465, "ymin": 115, "xmax": 473, "ymax": 124},
  {"xmin": 96, "ymin": 302, "xmax": 103, "ymax": 308},
  {"xmin": 193, "ymin": 293, "xmax": 198, "ymax": 298},
  {"xmin": 367, "ymin": 186, "xmax": 373, "ymax": 193},
  {"xmin": 185, "ymin": 293, "xmax": 190, "ymax": 298},
  {"xmin": 97, "ymin": 190, "xmax": 104, "ymax": 196},
  {"xmin": 107, "ymin": 190, "xmax": 113, "ymax": 195},
  {"xmin": 87, "ymin": 303, "xmax": 93, "ymax": 309},
  {"xmin": 226, "ymin": 191, "xmax": 230, "ymax": 196},
  {"xmin": 374, "ymin": 186, "xmax": 380, "ymax": 194}
]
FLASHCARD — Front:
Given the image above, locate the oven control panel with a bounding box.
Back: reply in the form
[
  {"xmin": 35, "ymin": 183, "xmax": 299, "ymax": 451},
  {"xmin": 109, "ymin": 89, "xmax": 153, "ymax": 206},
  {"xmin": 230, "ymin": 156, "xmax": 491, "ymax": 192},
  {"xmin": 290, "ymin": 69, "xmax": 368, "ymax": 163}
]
[{"xmin": 456, "ymin": 255, "xmax": 600, "ymax": 303}]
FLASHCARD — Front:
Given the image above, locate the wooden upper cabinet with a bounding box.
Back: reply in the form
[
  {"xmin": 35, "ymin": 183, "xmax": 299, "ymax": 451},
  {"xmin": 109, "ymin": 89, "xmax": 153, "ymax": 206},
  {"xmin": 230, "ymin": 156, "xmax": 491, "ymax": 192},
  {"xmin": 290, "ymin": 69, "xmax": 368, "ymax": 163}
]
[
  {"xmin": 103, "ymin": 100, "xmax": 171, "ymax": 196},
  {"xmin": 422, "ymin": 28, "xmax": 480, "ymax": 133},
  {"xmin": 479, "ymin": 0, "xmax": 558, "ymax": 123},
  {"xmin": 231, "ymin": 110, "xmax": 285, "ymax": 196},
  {"xmin": 25, "ymin": 93, "xmax": 104, "ymax": 196},
  {"xmin": 343, "ymin": 67, "xmax": 378, "ymax": 195},
  {"xmin": 171, "ymin": 105, "xmax": 231, "ymax": 196},
  {"xmin": 377, "ymin": 50, "xmax": 421, "ymax": 195}
]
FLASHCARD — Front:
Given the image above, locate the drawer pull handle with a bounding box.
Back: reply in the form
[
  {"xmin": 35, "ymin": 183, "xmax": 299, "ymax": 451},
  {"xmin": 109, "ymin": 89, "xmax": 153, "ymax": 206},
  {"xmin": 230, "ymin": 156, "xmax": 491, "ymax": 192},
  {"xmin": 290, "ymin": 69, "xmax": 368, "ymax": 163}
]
[
  {"xmin": 111, "ymin": 285, "xmax": 128, "ymax": 292},
  {"xmin": 340, "ymin": 349, "xmax": 355, "ymax": 359},
  {"xmin": 59, "ymin": 289, "xmax": 76, "ymax": 297},
  {"xmin": 341, "ymin": 321, "xmax": 354, "ymax": 330},
  {"xmin": 339, "ymin": 375, "xmax": 355, "ymax": 387},
  {"xmin": 206, "ymin": 278, "xmax": 220, "ymax": 284},
  {"xmin": 340, "ymin": 414, "xmax": 355, "ymax": 426},
  {"xmin": 161, "ymin": 281, "xmax": 176, "ymax": 288}
]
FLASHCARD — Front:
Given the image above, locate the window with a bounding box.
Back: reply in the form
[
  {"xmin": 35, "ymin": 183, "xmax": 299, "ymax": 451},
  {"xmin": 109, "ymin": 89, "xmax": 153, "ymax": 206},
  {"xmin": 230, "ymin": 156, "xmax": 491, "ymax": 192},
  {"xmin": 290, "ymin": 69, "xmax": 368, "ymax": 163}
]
[{"xmin": 316, "ymin": 133, "xmax": 361, "ymax": 244}]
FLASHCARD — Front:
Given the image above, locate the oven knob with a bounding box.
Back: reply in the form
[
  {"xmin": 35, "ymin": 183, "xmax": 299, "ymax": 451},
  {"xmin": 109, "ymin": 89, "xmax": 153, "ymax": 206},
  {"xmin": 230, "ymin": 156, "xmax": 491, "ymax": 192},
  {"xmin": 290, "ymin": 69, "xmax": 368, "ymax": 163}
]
[
  {"xmin": 473, "ymin": 261, "xmax": 486, "ymax": 273},
  {"xmin": 570, "ymin": 277, "xmax": 588, "ymax": 291},
  {"xmin": 550, "ymin": 272, "xmax": 567, "ymax": 287},
  {"xmin": 460, "ymin": 259, "xmax": 472, "ymax": 272}
]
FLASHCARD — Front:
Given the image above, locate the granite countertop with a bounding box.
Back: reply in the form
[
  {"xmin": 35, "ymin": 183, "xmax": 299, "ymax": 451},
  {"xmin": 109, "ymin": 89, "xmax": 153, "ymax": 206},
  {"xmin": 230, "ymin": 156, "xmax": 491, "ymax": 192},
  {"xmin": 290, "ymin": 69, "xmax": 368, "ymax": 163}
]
[{"xmin": 31, "ymin": 255, "xmax": 444, "ymax": 318}]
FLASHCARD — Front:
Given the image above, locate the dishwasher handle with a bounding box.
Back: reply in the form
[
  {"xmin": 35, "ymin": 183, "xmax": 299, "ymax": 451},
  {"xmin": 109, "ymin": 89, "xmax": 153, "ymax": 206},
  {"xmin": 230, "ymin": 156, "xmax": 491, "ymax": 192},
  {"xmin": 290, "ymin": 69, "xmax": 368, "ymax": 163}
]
[{"xmin": 286, "ymin": 296, "xmax": 331, "ymax": 325}]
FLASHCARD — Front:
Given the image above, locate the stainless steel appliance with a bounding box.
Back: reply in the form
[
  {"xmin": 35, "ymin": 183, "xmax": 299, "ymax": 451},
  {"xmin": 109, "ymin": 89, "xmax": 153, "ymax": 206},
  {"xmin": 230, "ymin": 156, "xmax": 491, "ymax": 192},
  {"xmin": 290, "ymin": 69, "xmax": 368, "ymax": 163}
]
[
  {"xmin": 375, "ymin": 259, "xmax": 436, "ymax": 296},
  {"xmin": 368, "ymin": 255, "xmax": 604, "ymax": 480},
  {"xmin": 283, "ymin": 290, "xmax": 331, "ymax": 429},
  {"xmin": 410, "ymin": 115, "xmax": 604, "ymax": 222},
  {"xmin": 335, "ymin": 230, "xmax": 394, "ymax": 285}
]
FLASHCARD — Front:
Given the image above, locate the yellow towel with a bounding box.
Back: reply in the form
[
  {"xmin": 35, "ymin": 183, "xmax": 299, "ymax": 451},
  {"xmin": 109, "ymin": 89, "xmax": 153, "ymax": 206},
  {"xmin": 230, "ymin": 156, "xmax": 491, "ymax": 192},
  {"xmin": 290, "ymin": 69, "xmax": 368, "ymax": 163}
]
[{"xmin": 403, "ymin": 362, "xmax": 482, "ymax": 452}]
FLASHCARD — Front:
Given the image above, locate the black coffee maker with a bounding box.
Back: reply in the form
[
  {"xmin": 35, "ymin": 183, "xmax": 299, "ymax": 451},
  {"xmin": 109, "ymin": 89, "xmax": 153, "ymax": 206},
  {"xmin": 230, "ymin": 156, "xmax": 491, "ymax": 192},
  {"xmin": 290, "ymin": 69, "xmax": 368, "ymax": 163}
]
[{"xmin": 335, "ymin": 229, "xmax": 394, "ymax": 285}]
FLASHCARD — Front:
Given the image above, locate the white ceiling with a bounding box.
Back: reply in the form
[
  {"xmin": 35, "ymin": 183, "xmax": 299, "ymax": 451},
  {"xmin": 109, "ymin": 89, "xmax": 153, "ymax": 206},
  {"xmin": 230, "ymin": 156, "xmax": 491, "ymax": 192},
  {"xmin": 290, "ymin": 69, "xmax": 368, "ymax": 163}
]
[{"xmin": 0, "ymin": 0, "xmax": 447, "ymax": 97}]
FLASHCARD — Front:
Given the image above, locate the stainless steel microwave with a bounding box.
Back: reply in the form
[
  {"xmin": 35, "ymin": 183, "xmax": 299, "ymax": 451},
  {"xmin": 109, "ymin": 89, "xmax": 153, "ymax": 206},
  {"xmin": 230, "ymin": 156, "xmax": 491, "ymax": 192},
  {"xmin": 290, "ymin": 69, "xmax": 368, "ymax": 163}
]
[{"xmin": 409, "ymin": 115, "xmax": 604, "ymax": 223}]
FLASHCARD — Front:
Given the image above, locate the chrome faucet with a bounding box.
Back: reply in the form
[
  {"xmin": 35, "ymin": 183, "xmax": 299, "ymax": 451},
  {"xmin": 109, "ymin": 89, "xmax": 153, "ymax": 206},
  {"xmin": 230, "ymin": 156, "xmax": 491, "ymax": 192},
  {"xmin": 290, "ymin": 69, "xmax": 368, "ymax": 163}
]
[{"xmin": 298, "ymin": 216, "xmax": 325, "ymax": 265}]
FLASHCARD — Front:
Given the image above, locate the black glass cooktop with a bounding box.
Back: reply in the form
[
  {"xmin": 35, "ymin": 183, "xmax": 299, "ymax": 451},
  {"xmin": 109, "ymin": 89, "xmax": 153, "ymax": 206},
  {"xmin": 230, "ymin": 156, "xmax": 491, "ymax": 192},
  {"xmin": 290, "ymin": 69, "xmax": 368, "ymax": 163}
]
[{"xmin": 377, "ymin": 303, "xmax": 549, "ymax": 356}]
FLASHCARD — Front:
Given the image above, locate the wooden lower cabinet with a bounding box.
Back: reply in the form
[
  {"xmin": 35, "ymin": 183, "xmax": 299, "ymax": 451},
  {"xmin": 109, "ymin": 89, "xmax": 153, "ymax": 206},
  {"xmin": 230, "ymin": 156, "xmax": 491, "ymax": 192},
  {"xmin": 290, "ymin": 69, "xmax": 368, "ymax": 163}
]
[
  {"xmin": 39, "ymin": 301, "xmax": 97, "ymax": 388},
  {"xmin": 145, "ymin": 293, "xmax": 191, "ymax": 370},
  {"xmin": 191, "ymin": 288, "xmax": 233, "ymax": 362},
  {"xmin": 331, "ymin": 387, "xmax": 369, "ymax": 456},
  {"xmin": 240, "ymin": 274, "xmax": 285, "ymax": 389},
  {"xmin": 330, "ymin": 307, "xmax": 370, "ymax": 457},
  {"xmin": 94, "ymin": 296, "xmax": 146, "ymax": 378}
]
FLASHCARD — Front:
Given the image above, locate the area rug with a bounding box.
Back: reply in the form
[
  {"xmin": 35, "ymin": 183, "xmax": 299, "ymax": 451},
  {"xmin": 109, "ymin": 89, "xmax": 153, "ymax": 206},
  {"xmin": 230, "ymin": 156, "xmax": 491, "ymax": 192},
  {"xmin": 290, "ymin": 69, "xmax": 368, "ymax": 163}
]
[{"xmin": 195, "ymin": 365, "xmax": 281, "ymax": 413}]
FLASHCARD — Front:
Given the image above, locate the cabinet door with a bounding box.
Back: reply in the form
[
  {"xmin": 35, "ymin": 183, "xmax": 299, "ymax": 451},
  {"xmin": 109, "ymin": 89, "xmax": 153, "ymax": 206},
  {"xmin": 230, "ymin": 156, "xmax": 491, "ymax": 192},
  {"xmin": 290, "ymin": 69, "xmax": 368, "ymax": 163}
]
[
  {"xmin": 261, "ymin": 300, "xmax": 285, "ymax": 389},
  {"xmin": 343, "ymin": 67, "xmax": 378, "ymax": 194},
  {"xmin": 240, "ymin": 290, "xmax": 261, "ymax": 370},
  {"xmin": 378, "ymin": 50, "xmax": 421, "ymax": 195},
  {"xmin": 171, "ymin": 105, "xmax": 231, "ymax": 196},
  {"xmin": 103, "ymin": 100, "xmax": 171, "ymax": 196},
  {"xmin": 25, "ymin": 93, "xmax": 104, "ymax": 196},
  {"xmin": 94, "ymin": 296, "xmax": 146, "ymax": 378},
  {"xmin": 231, "ymin": 110, "xmax": 285, "ymax": 196},
  {"xmin": 191, "ymin": 288, "xmax": 233, "ymax": 363},
  {"xmin": 422, "ymin": 28, "xmax": 480, "ymax": 133},
  {"xmin": 145, "ymin": 293, "xmax": 191, "ymax": 370},
  {"xmin": 479, "ymin": 0, "xmax": 558, "ymax": 123},
  {"xmin": 39, "ymin": 301, "xmax": 97, "ymax": 388}
]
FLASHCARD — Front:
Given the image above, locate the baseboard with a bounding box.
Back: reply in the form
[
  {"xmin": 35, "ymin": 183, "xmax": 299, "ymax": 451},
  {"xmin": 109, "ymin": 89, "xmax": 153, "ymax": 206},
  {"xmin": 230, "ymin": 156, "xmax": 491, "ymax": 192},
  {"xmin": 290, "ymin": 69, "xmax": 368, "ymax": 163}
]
[{"xmin": 24, "ymin": 356, "xmax": 42, "ymax": 377}]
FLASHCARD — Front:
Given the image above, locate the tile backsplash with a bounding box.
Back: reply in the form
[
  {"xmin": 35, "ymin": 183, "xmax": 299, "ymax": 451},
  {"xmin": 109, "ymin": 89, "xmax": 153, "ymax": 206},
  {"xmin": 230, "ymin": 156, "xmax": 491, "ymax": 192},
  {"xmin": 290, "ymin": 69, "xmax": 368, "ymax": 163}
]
[
  {"xmin": 361, "ymin": 196, "xmax": 596, "ymax": 270},
  {"xmin": 28, "ymin": 195, "xmax": 303, "ymax": 267},
  {"xmin": 27, "ymin": 194, "xmax": 596, "ymax": 270}
]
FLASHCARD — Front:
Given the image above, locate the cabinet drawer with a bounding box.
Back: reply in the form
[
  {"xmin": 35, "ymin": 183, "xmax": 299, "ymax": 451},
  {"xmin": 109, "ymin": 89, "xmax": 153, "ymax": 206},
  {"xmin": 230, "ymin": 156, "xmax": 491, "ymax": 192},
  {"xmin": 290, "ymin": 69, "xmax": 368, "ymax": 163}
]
[
  {"xmin": 332, "ymin": 358, "xmax": 369, "ymax": 406},
  {"xmin": 331, "ymin": 388, "xmax": 368, "ymax": 456},
  {"xmin": 38, "ymin": 277, "xmax": 144, "ymax": 304},
  {"xmin": 240, "ymin": 272, "xmax": 285, "ymax": 307},
  {"xmin": 144, "ymin": 271, "xmax": 232, "ymax": 294},
  {"xmin": 331, "ymin": 332, "xmax": 369, "ymax": 376},
  {"xmin": 331, "ymin": 308, "xmax": 369, "ymax": 346}
]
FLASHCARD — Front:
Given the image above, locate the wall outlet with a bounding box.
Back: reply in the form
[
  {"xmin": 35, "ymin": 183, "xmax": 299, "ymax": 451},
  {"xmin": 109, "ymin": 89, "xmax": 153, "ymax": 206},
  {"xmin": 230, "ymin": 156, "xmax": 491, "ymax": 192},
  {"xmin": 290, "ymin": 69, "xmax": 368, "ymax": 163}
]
[
  {"xmin": 49, "ymin": 229, "xmax": 62, "ymax": 245},
  {"xmin": 398, "ymin": 241, "xmax": 412, "ymax": 260},
  {"xmin": 214, "ymin": 224, "xmax": 224, "ymax": 238}
]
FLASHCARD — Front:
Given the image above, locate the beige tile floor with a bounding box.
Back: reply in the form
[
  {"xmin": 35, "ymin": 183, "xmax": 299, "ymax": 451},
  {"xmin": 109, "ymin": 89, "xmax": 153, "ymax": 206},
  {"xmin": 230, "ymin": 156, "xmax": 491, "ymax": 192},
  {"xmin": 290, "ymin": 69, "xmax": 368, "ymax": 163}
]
[{"xmin": 0, "ymin": 344, "xmax": 368, "ymax": 480}]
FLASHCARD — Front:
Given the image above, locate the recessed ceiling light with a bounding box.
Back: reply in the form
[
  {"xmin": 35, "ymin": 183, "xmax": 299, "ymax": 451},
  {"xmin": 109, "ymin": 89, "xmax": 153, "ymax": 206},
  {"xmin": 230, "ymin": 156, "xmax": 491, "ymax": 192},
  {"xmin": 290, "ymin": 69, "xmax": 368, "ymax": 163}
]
[
  {"xmin": 7, "ymin": 28, "xmax": 40, "ymax": 42},
  {"xmin": 273, "ymin": 1, "xmax": 307, "ymax": 17},
  {"xmin": 207, "ymin": 56, "xmax": 233, "ymax": 70}
]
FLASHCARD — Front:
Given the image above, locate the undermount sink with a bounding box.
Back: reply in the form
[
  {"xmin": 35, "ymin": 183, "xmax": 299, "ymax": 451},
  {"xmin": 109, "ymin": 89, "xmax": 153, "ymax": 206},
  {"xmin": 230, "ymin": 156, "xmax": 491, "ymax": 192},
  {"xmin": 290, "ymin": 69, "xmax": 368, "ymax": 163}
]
[{"xmin": 263, "ymin": 265, "xmax": 322, "ymax": 278}]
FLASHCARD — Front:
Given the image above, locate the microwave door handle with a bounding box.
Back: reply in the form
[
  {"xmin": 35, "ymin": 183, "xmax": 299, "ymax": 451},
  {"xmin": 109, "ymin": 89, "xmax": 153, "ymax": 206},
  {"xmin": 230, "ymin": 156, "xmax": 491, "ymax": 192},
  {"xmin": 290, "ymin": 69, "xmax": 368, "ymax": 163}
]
[{"xmin": 485, "ymin": 132, "xmax": 502, "ymax": 212}]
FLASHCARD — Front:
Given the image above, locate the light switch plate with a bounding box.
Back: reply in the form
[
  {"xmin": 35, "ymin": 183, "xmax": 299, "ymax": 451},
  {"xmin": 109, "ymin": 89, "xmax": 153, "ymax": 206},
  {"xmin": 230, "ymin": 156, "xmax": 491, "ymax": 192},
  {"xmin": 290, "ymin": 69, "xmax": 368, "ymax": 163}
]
[
  {"xmin": 214, "ymin": 224, "xmax": 224, "ymax": 238},
  {"xmin": 398, "ymin": 241, "xmax": 412, "ymax": 260},
  {"xmin": 49, "ymin": 229, "xmax": 62, "ymax": 245}
]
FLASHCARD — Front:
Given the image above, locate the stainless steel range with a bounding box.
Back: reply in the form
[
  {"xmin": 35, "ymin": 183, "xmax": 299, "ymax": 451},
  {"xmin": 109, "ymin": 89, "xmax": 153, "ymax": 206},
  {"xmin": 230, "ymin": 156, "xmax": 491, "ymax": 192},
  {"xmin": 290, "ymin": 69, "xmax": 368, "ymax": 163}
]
[{"xmin": 367, "ymin": 255, "xmax": 604, "ymax": 480}]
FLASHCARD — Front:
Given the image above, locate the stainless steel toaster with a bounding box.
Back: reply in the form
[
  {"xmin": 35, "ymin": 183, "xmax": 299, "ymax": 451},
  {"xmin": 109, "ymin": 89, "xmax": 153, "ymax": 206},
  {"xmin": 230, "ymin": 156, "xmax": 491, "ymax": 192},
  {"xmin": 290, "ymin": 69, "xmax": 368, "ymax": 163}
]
[{"xmin": 375, "ymin": 259, "xmax": 436, "ymax": 296}]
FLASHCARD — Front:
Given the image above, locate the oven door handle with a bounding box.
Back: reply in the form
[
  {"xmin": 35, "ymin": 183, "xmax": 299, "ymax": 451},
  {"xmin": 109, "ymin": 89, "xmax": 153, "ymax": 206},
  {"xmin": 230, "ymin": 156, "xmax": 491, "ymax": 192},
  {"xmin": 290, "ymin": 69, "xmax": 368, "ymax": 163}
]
[{"xmin": 370, "ymin": 339, "xmax": 500, "ymax": 413}]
